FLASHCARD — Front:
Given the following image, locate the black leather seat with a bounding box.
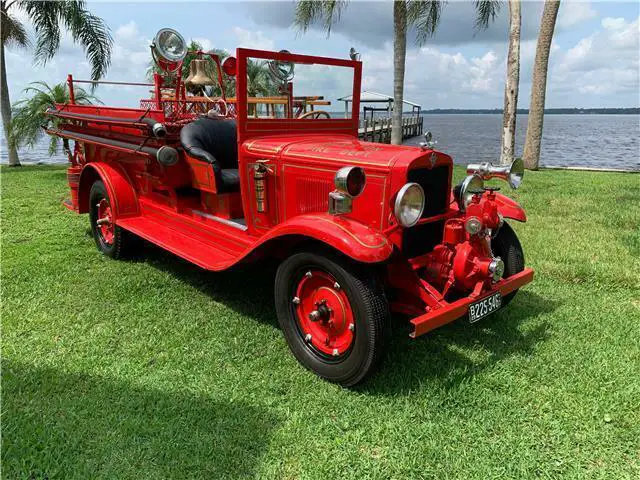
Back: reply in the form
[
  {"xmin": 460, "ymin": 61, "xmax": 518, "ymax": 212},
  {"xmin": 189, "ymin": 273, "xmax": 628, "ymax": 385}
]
[{"xmin": 180, "ymin": 118, "xmax": 239, "ymax": 193}]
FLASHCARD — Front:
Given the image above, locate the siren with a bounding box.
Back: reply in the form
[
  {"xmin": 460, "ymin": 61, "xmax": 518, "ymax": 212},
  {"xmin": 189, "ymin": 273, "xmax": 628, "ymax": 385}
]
[{"xmin": 466, "ymin": 158, "xmax": 524, "ymax": 189}]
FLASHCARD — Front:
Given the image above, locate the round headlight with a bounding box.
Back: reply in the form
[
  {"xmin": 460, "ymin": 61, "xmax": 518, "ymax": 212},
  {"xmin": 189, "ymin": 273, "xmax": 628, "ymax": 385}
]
[
  {"xmin": 394, "ymin": 183, "xmax": 425, "ymax": 227},
  {"xmin": 153, "ymin": 28, "xmax": 187, "ymax": 64},
  {"xmin": 458, "ymin": 174, "xmax": 484, "ymax": 210},
  {"xmin": 335, "ymin": 166, "xmax": 366, "ymax": 197}
]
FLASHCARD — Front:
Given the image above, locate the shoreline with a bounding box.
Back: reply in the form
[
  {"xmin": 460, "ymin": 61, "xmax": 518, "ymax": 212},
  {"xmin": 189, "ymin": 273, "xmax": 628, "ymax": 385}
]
[{"xmin": 3, "ymin": 162, "xmax": 638, "ymax": 174}]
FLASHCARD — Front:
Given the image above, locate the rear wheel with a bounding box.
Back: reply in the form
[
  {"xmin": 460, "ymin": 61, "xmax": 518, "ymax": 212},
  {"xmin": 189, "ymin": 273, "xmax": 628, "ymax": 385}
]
[
  {"xmin": 275, "ymin": 251, "xmax": 390, "ymax": 386},
  {"xmin": 491, "ymin": 222, "xmax": 525, "ymax": 306},
  {"xmin": 89, "ymin": 180, "xmax": 137, "ymax": 259}
]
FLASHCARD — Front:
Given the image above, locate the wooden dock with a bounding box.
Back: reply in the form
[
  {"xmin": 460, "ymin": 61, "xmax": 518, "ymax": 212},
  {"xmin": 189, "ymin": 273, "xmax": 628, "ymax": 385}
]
[{"xmin": 358, "ymin": 115, "xmax": 423, "ymax": 143}]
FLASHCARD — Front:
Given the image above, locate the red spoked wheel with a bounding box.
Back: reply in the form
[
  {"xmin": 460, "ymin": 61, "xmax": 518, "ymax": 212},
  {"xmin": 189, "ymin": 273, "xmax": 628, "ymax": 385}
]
[
  {"xmin": 275, "ymin": 251, "xmax": 390, "ymax": 386},
  {"xmin": 96, "ymin": 198, "xmax": 115, "ymax": 246},
  {"xmin": 293, "ymin": 269, "xmax": 355, "ymax": 358},
  {"xmin": 89, "ymin": 180, "xmax": 138, "ymax": 259}
]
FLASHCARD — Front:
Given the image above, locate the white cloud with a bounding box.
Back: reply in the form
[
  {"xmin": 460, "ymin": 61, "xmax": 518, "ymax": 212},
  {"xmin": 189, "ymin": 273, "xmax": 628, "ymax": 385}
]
[
  {"xmin": 115, "ymin": 21, "xmax": 139, "ymax": 42},
  {"xmin": 232, "ymin": 27, "xmax": 274, "ymax": 51},
  {"xmin": 557, "ymin": 1, "xmax": 598, "ymax": 29},
  {"xmin": 357, "ymin": 43, "xmax": 507, "ymax": 108},
  {"xmin": 191, "ymin": 38, "xmax": 214, "ymax": 52},
  {"xmin": 552, "ymin": 16, "xmax": 640, "ymax": 100}
]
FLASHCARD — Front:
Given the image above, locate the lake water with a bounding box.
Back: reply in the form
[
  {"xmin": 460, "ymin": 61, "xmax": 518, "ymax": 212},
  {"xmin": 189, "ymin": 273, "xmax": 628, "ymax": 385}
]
[{"xmin": 2, "ymin": 114, "xmax": 639, "ymax": 170}]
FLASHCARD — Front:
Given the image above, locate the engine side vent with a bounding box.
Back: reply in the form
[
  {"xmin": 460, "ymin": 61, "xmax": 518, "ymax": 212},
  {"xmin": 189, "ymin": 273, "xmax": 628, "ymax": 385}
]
[{"xmin": 295, "ymin": 177, "xmax": 332, "ymax": 214}]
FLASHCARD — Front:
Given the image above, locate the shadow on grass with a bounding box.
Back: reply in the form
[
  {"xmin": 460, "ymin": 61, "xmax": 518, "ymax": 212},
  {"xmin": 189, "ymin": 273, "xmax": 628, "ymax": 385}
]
[
  {"xmin": 2, "ymin": 361, "xmax": 278, "ymax": 479},
  {"xmin": 131, "ymin": 243, "xmax": 556, "ymax": 393},
  {"xmin": 363, "ymin": 290, "xmax": 557, "ymax": 395},
  {"xmin": 125, "ymin": 241, "xmax": 280, "ymax": 329}
]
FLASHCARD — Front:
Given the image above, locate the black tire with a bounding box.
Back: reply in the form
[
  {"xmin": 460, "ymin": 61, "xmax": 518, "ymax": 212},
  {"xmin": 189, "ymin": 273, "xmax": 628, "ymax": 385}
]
[
  {"xmin": 275, "ymin": 251, "xmax": 390, "ymax": 386},
  {"xmin": 491, "ymin": 221, "xmax": 525, "ymax": 306},
  {"xmin": 89, "ymin": 180, "xmax": 137, "ymax": 259}
]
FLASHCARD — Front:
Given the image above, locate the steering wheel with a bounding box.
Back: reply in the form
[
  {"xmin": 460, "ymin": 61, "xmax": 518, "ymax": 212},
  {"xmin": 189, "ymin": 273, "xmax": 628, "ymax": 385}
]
[{"xmin": 298, "ymin": 110, "xmax": 331, "ymax": 119}]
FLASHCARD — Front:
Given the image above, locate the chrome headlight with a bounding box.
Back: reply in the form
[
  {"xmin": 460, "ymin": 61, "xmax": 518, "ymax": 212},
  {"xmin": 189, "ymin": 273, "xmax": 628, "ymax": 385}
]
[
  {"xmin": 394, "ymin": 183, "xmax": 425, "ymax": 227},
  {"xmin": 458, "ymin": 174, "xmax": 484, "ymax": 211}
]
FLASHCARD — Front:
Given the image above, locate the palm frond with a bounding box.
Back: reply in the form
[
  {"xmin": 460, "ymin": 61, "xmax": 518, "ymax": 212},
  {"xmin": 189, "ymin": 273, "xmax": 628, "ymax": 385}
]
[
  {"xmin": 474, "ymin": 0, "xmax": 501, "ymax": 30},
  {"xmin": 22, "ymin": 0, "xmax": 113, "ymax": 81},
  {"xmin": 21, "ymin": 0, "xmax": 64, "ymax": 64},
  {"xmin": 295, "ymin": 0, "xmax": 348, "ymax": 36},
  {"xmin": 59, "ymin": 1, "xmax": 113, "ymax": 80},
  {"xmin": 408, "ymin": 0, "xmax": 446, "ymax": 45},
  {"xmin": 1, "ymin": 10, "xmax": 30, "ymax": 48}
]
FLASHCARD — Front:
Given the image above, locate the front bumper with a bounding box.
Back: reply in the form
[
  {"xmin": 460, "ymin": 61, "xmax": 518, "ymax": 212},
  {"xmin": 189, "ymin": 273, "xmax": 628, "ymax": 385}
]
[{"xmin": 410, "ymin": 268, "xmax": 534, "ymax": 338}]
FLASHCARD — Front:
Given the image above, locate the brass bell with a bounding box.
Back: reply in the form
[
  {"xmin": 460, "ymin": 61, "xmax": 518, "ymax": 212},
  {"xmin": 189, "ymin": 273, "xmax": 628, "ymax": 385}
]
[{"xmin": 185, "ymin": 58, "xmax": 216, "ymax": 88}]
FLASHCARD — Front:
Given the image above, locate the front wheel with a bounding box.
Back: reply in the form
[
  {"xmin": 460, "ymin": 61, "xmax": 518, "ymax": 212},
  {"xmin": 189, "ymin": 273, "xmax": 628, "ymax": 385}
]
[
  {"xmin": 492, "ymin": 222, "xmax": 525, "ymax": 306},
  {"xmin": 275, "ymin": 251, "xmax": 390, "ymax": 386}
]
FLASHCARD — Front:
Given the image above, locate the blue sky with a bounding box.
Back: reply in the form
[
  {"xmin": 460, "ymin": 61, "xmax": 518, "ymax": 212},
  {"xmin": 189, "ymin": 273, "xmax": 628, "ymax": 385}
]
[{"xmin": 5, "ymin": 1, "xmax": 639, "ymax": 110}]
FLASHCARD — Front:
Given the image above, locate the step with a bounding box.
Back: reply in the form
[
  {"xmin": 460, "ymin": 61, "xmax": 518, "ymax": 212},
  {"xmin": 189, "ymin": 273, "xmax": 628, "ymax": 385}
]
[{"xmin": 117, "ymin": 216, "xmax": 237, "ymax": 271}]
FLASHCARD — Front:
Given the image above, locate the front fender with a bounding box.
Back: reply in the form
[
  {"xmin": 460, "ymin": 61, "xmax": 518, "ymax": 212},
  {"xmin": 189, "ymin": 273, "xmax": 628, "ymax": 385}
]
[
  {"xmin": 259, "ymin": 214, "xmax": 393, "ymax": 263},
  {"xmin": 494, "ymin": 193, "xmax": 526, "ymax": 222},
  {"xmin": 77, "ymin": 162, "xmax": 139, "ymax": 218}
]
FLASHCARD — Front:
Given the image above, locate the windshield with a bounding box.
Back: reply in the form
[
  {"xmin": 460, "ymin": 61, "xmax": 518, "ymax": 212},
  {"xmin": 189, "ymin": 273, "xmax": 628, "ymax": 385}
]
[{"xmin": 243, "ymin": 56, "xmax": 356, "ymax": 120}]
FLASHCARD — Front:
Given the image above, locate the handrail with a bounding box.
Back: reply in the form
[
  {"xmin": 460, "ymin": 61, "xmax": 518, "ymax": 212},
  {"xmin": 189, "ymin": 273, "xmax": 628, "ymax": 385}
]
[
  {"xmin": 71, "ymin": 79, "xmax": 155, "ymax": 87},
  {"xmin": 45, "ymin": 127, "xmax": 178, "ymax": 166},
  {"xmin": 46, "ymin": 108, "xmax": 167, "ymax": 138}
]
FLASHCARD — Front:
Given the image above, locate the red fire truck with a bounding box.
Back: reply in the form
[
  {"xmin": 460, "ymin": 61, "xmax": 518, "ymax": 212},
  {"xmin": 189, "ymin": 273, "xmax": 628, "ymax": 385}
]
[{"xmin": 46, "ymin": 28, "xmax": 533, "ymax": 385}]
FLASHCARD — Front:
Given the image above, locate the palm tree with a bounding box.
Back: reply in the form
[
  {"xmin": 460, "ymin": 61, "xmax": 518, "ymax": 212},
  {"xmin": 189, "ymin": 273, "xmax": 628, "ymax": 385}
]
[
  {"xmin": 1, "ymin": 0, "xmax": 112, "ymax": 166},
  {"xmin": 523, "ymin": 0, "xmax": 560, "ymax": 170},
  {"xmin": 9, "ymin": 81, "xmax": 99, "ymax": 158},
  {"xmin": 500, "ymin": 0, "xmax": 520, "ymax": 165},
  {"xmin": 295, "ymin": 1, "xmax": 500, "ymax": 145},
  {"xmin": 247, "ymin": 59, "xmax": 275, "ymax": 97}
]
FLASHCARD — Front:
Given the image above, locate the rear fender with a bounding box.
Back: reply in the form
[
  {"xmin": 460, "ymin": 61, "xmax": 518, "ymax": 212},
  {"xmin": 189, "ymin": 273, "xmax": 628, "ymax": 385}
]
[
  {"xmin": 494, "ymin": 193, "xmax": 526, "ymax": 222},
  {"xmin": 259, "ymin": 214, "xmax": 393, "ymax": 264},
  {"xmin": 77, "ymin": 162, "xmax": 139, "ymax": 218}
]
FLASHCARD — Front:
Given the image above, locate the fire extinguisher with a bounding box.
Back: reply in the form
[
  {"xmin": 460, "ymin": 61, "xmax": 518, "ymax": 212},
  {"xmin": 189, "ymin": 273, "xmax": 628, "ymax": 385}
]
[{"xmin": 254, "ymin": 161, "xmax": 273, "ymax": 213}]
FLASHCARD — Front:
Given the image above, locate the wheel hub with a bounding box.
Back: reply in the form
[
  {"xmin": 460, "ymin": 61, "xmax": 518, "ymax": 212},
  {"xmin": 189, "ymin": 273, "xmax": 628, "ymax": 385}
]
[
  {"xmin": 294, "ymin": 270, "xmax": 354, "ymax": 356},
  {"xmin": 96, "ymin": 199, "xmax": 114, "ymax": 245}
]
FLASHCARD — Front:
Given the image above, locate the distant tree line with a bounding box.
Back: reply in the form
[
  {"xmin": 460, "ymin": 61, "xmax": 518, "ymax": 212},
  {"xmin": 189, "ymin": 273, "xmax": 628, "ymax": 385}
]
[{"xmin": 421, "ymin": 108, "xmax": 640, "ymax": 115}]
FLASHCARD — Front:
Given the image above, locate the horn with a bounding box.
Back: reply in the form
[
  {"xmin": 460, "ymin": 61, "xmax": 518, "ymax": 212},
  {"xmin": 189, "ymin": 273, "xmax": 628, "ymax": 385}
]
[
  {"xmin": 466, "ymin": 158, "xmax": 524, "ymax": 189},
  {"xmin": 185, "ymin": 58, "xmax": 216, "ymax": 88}
]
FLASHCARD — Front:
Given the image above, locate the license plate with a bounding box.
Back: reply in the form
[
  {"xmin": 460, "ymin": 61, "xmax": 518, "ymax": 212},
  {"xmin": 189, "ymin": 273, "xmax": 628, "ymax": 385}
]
[{"xmin": 469, "ymin": 292, "xmax": 502, "ymax": 324}]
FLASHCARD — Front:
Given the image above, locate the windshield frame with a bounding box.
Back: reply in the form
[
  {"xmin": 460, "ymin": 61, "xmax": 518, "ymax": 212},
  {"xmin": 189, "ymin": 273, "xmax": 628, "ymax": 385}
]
[{"xmin": 236, "ymin": 48, "xmax": 361, "ymax": 142}]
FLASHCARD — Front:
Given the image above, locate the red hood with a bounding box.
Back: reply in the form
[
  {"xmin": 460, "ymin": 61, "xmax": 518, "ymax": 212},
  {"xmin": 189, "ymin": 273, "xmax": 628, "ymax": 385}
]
[{"xmin": 242, "ymin": 134, "xmax": 426, "ymax": 172}]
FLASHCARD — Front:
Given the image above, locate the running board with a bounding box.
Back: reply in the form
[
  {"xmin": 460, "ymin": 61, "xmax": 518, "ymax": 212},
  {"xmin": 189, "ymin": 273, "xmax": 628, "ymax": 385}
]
[{"xmin": 117, "ymin": 216, "xmax": 237, "ymax": 270}]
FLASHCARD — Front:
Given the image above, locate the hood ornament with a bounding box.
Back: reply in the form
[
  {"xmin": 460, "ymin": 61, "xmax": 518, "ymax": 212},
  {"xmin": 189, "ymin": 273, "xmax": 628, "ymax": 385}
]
[{"xmin": 419, "ymin": 131, "xmax": 436, "ymax": 152}]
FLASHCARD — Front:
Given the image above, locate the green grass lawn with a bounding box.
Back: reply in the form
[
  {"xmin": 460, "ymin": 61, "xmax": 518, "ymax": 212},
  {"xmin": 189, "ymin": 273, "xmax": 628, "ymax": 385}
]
[{"xmin": 2, "ymin": 165, "xmax": 639, "ymax": 479}]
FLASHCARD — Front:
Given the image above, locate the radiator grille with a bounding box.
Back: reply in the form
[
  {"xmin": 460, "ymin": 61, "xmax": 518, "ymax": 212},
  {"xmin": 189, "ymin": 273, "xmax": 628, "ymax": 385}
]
[
  {"xmin": 408, "ymin": 165, "xmax": 450, "ymax": 218},
  {"xmin": 402, "ymin": 165, "xmax": 451, "ymax": 258}
]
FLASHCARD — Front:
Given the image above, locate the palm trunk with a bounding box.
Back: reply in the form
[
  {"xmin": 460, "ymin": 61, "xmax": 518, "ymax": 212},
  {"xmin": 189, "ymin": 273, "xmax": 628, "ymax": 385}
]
[
  {"xmin": 391, "ymin": 0, "xmax": 407, "ymax": 146},
  {"xmin": 523, "ymin": 0, "xmax": 560, "ymax": 170},
  {"xmin": 500, "ymin": 0, "xmax": 521, "ymax": 165},
  {"xmin": 1, "ymin": 37, "xmax": 21, "ymax": 166}
]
